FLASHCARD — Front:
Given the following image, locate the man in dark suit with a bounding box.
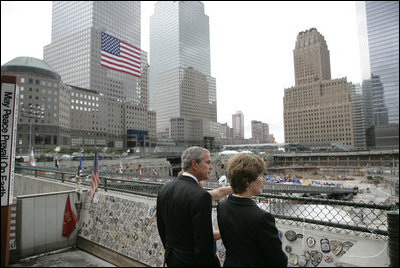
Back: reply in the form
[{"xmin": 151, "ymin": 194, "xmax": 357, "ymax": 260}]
[{"xmin": 157, "ymin": 146, "xmax": 221, "ymax": 267}]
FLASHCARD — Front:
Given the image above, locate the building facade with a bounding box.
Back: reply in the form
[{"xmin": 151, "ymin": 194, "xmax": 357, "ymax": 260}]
[
  {"xmin": 149, "ymin": 1, "xmax": 218, "ymax": 146},
  {"xmin": 232, "ymin": 111, "xmax": 245, "ymax": 139},
  {"xmin": 44, "ymin": 2, "xmax": 142, "ymax": 102},
  {"xmin": 43, "ymin": 1, "xmax": 156, "ymax": 149},
  {"xmin": 350, "ymin": 83, "xmax": 368, "ymax": 150},
  {"xmin": 2, "ymin": 57, "xmax": 70, "ymax": 155},
  {"xmin": 293, "ymin": 28, "xmax": 331, "ymax": 86},
  {"xmin": 356, "ymin": 1, "xmax": 399, "ymax": 126},
  {"xmin": 220, "ymin": 123, "xmax": 233, "ymax": 139},
  {"xmin": 2, "ymin": 56, "xmax": 156, "ymax": 154},
  {"xmin": 69, "ymin": 83, "xmax": 156, "ymax": 150},
  {"xmin": 251, "ymin": 120, "xmax": 269, "ymax": 143},
  {"xmin": 284, "ymin": 28, "xmax": 355, "ymax": 149}
]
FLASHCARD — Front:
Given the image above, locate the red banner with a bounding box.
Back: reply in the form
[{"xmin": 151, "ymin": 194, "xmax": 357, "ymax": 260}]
[{"xmin": 62, "ymin": 195, "xmax": 78, "ymax": 238}]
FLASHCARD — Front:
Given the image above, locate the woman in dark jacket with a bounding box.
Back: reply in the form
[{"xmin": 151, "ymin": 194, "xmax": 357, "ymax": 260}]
[{"xmin": 217, "ymin": 153, "xmax": 287, "ymax": 267}]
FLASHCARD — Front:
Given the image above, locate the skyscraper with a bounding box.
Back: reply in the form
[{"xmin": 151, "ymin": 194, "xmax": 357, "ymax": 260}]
[
  {"xmin": 284, "ymin": 28, "xmax": 355, "ymax": 149},
  {"xmin": 44, "ymin": 2, "xmax": 143, "ymax": 103},
  {"xmin": 149, "ymin": 1, "xmax": 217, "ymax": 146},
  {"xmin": 232, "ymin": 111, "xmax": 245, "ymax": 139},
  {"xmin": 356, "ymin": 1, "xmax": 399, "ymax": 125},
  {"xmin": 43, "ymin": 2, "xmax": 156, "ymax": 149},
  {"xmin": 293, "ymin": 28, "xmax": 331, "ymax": 86}
]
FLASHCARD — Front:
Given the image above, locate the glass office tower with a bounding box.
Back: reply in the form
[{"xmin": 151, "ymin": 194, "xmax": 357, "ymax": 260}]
[
  {"xmin": 43, "ymin": 2, "xmax": 156, "ymax": 150},
  {"xmin": 357, "ymin": 1, "xmax": 399, "ymax": 125},
  {"xmin": 44, "ymin": 2, "xmax": 143, "ymax": 104},
  {"xmin": 149, "ymin": 1, "xmax": 217, "ymax": 145}
]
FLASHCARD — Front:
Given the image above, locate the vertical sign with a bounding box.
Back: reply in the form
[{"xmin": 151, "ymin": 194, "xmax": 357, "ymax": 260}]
[
  {"xmin": 1, "ymin": 76, "xmax": 18, "ymax": 207},
  {"xmin": 1, "ymin": 75, "xmax": 18, "ymax": 267}
]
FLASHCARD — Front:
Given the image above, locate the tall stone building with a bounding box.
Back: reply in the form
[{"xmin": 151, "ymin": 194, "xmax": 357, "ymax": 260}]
[
  {"xmin": 284, "ymin": 28, "xmax": 355, "ymax": 150},
  {"xmin": 251, "ymin": 120, "xmax": 269, "ymax": 143},
  {"xmin": 149, "ymin": 1, "xmax": 218, "ymax": 147},
  {"xmin": 232, "ymin": 111, "xmax": 245, "ymax": 139},
  {"xmin": 293, "ymin": 28, "xmax": 331, "ymax": 86}
]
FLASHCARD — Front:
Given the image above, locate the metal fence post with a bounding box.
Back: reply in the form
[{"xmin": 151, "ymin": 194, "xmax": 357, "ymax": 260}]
[{"xmin": 387, "ymin": 210, "xmax": 399, "ymax": 267}]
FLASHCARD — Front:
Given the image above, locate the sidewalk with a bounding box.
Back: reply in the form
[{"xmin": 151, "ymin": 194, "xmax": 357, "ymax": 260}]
[{"xmin": 9, "ymin": 248, "xmax": 116, "ymax": 267}]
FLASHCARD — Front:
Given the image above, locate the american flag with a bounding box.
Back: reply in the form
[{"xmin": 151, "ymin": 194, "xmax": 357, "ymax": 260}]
[
  {"xmin": 55, "ymin": 156, "xmax": 59, "ymax": 168},
  {"xmin": 100, "ymin": 32, "xmax": 141, "ymax": 78},
  {"xmin": 119, "ymin": 161, "xmax": 124, "ymax": 174},
  {"xmin": 78, "ymin": 156, "xmax": 82, "ymax": 176},
  {"xmin": 88, "ymin": 151, "xmax": 100, "ymax": 203},
  {"xmin": 29, "ymin": 149, "xmax": 36, "ymax": 167}
]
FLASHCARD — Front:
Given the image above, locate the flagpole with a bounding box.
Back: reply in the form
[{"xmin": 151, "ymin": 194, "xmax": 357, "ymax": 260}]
[{"xmin": 29, "ymin": 117, "xmax": 32, "ymax": 154}]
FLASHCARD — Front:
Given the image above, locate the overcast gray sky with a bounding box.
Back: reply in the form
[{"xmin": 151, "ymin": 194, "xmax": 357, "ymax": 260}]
[{"xmin": 2, "ymin": 1, "xmax": 362, "ymax": 143}]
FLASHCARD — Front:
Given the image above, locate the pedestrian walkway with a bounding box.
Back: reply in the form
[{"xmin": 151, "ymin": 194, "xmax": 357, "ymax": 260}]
[{"xmin": 9, "ymin": 247, "xmax": 116, "ymax": 267}]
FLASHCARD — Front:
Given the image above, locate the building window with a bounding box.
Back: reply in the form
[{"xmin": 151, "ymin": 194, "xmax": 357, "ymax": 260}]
[
  {"xmin": 71, "ymin": 138, "xmax": 82, "ymax": 146},
  {"xmin": 97, "ymin": 140, "xmax": 106, "ymax": 146}
]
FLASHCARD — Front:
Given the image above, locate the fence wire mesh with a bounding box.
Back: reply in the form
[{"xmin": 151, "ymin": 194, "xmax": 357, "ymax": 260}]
[
  {"xmin": 16, "ymin": 166, "xmax": 398, "ymax": 240},
  {"xmin": 254, "ymin": 193, "xmax": 396, "ymax": 239}
]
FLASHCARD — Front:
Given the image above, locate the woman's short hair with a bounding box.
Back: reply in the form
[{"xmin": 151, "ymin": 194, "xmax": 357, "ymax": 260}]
[
  {"xmin": 181, "ymin": 146, "xmax": 209, "ymax": 171},
  {"xmin": 227, "ymin": 153, "xmax": 265, "ymax": 194}
]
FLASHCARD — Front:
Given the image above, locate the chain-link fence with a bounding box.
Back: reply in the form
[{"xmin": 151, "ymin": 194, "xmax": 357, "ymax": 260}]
[
  {"xmin": 16, "ymin": 166, "xmax": 398, "ymax": 239},
  {"xmin": 254, "ymin": 193, "xmax": 397, "ymax": 239}
]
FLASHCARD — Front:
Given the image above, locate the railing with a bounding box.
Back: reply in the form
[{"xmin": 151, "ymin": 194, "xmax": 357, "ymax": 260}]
[
  {"xmin": 254, "ymin": 193, "xmax": 396, "ymax": 238},
  {"xmin": 16, "ymin": 165, "xmax": 398, "ymax": 239},
  {"xmin": 261, "ymin": 182, "xmax": 356, "ymax": 195},
  {"xmin": 15, "ymin": 165, "xmax": 167, "ymax": 197}
]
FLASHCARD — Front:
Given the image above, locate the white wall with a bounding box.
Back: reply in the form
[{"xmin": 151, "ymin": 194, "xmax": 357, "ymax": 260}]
[{"xmin": 16, "ymin": 191, "xmax": 79, "ymax": 258}]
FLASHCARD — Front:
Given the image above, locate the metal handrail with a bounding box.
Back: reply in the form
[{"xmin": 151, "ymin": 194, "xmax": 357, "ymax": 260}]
[{"xmin": 15, "ymin": 165, "xmax": 398, "ymax": 237}]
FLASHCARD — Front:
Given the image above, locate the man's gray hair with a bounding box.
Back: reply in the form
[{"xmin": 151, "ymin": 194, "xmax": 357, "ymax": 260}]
[{"xmin": 181, "ymin": 146, "xmax": 209, "ymax": 171}]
